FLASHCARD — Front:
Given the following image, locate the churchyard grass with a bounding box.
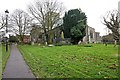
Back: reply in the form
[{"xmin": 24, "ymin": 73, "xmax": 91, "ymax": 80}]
[
  {"xmin": 0, "ymin": 43, "xmax": 10, "ymax": 79},
  {"xmin": 18, "ymin": 44, "xmax": 118, "ymax": 78},
  {"xmin": 0, "ymin": 44, "xmax": 10, "ymax": 74}
]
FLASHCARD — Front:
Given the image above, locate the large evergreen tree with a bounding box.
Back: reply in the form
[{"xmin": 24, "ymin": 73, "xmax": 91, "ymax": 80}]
[{"xmin": 63, "ymin": 9, "xmax": 87, "ymax": 44}]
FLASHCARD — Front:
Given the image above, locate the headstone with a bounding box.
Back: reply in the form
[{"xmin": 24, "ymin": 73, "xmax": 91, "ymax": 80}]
[
  {"xmin": 78, "ymin": 41, "xmax": 81, "ymax": 45},
  {"xmin": 38, "ymin": 43, "xmax": 41, "ymax": 46},
  {"xmin": 15, "ymin": 43, "xmax": 17, "ymax": 45},
  {"xmin": 48, "ymin": 44, "xmax": 54, "ymax": 47},
  {"xmin": 31, "ymin": 42, "xmax": 34, "ymax": 45},
  {"xmin": 61, "ymin": 31, "xmax": 64, "ymax": 39}
]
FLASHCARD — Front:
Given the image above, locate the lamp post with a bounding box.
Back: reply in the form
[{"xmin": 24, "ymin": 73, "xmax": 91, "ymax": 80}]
[{"xmin": 5, "ymin": 9, "xmax": 9, "ymax": 52}]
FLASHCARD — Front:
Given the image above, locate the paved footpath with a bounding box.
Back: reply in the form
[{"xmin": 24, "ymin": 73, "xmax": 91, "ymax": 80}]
[{"xmin": 2, "ymin": 44, "xmax": 35, "ymax": 79}]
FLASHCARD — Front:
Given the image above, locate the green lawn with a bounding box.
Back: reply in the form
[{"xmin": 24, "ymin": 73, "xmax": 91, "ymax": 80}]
[
  {"xmin": 0, "ymin": 43, "xmax": 10, "ymax": 79},
  {"xmin": 19, "ymin": 44, "xmax": 118, "ymax": 78},
  {"xmin": 2, "ymin": 44, "xmax": 10, "ymax": 70}
]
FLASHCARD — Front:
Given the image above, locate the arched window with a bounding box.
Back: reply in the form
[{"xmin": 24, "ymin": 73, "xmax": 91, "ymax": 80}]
[{"xmin": 90, "ymin": 32, "xmax": 93, "ymax": 38}]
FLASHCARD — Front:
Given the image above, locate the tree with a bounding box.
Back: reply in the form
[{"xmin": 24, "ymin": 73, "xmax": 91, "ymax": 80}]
[
  {"xmin": 71, "ymin": 21, "xmax": 86, "ymax": 44},
  {"xmin": 9, "ymin": 36, "xmax": 18, "ymax": 43},
  {"xmin": 63, "ymin": 9, "xmax": 87, "ymax": 44},
  {"xmin": 30, "ymin": 24, "xmax": 44, "ymax": 43},
  {"xmin": 28, "ymin": 0, "xmax": 64, "ymax": 45},
  {"xmin": 10, "ymin": 9, "xmax": 33, "ymax": 42},
  {"xmin": 0, "ymin": 14, "xmax": 6, "ymax": 30},
  {"xmin": 103, "ymin": 10, "xmax": 120, "ymax": 45}
]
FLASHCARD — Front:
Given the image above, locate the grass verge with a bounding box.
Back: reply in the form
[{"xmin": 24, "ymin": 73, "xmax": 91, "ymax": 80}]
[{"xmin": 0, "ymin": 43, "xmax": 10, "ymax": 79}]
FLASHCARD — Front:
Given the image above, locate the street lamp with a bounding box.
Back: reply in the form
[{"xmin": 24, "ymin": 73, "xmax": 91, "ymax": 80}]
[{"xmin": 5, "ymin": 9, "xmax": 9, "ymax": 52}]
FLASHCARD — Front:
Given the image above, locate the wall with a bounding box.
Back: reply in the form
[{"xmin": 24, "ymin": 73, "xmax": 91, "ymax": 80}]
[{"xmin": 83, "ymin": 26, "xmax": 101, "ymax": 43}]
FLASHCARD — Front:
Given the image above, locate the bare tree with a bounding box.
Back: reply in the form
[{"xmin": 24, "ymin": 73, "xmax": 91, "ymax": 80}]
[
  {"xmin": 10, "ymin": 9, "xmax": 33, "ymax": 42},
  {"xmin": 103, "ymin": 10, "xmax": 120, "ymax": 45},
  {"xmin": 28, "ymin": 0, "xmax": 65, "ymax": 45},
  {"xmin": 0, "ymin": 14, "xmax": 6, "ymax": 30}
]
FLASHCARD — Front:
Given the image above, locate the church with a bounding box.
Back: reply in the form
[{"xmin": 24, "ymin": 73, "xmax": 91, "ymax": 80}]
[{"xmin": 83, "ymin": 25, "xmax": 102, "ymax": 43}]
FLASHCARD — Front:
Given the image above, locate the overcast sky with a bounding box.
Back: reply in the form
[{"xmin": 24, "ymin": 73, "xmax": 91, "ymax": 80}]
[{"xmin": 0, "ymin": 0, "xmax": 120, "ymax": 36}]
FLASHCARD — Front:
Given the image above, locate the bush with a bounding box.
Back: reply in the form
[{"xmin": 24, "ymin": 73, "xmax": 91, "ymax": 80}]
[{"xmin": 9, "ymin": 36, "xmax": 18, "ymax": 43}]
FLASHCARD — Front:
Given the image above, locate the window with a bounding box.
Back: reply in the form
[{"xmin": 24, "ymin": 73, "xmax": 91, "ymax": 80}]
[{"xmin": 90, "ymin": 32, "xmax": 93, "ymax": 38}]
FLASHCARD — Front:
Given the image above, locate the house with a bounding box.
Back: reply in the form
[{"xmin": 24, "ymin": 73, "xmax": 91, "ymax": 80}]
[
  {"xmin": 102, "ymin": 33, "xmax": 115, "ymax": 44},
  {"xmin": 15, "ymin": 34, "xmax": 31, "ymax": 43},
  {"xmin": 30, "ymin": 23, "xmax": 64, "ymax": 44},
  {"xmin": 23, "ymin": 35, "xmax": 31, "ymax": 43},
  {"xmin": 40, "ymin": 25, "xmax": 63, "ymax": 44},
  {"xmin": 30, "ymin": 25, "xmax": 44, "ymax": 43}
]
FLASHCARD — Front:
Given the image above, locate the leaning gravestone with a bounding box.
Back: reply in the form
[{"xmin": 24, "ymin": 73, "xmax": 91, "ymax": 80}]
[{"xmin": 78, "ymin": 41, "xmax": 81, "ymax": 45}]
